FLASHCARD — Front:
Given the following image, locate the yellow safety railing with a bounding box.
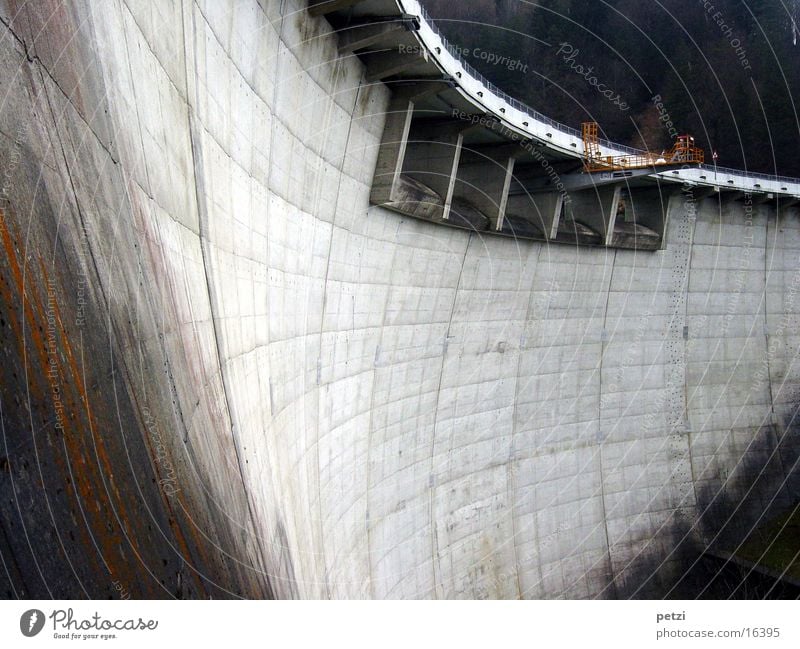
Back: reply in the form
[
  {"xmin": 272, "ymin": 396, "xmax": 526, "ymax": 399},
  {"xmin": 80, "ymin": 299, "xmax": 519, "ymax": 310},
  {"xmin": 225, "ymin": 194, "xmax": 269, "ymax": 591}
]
[{"xmin": 582, "ymin": 122, "xmax": 704, "ymax": 172}]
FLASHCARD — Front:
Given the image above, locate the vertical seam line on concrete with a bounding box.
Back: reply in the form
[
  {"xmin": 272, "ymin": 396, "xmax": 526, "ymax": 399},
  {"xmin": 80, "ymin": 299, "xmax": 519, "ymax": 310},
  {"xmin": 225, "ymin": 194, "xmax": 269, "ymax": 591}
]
[
  {"xmin": 39, "ymin": 21, "xmax": 211, "ymax": 590},
  {"xmin": 186, "ymin": 0, "xmax": 296, "ymax": 597},
  {"xmin": 519, "ymin": 243, "xmax": 552, "ymax": 596},
  {"xmin": 362, "ymin": 178, "xmax": 402, "ymax": 597},
  {"xmin": 681, "ymin": 193, "xmax": 700, "ymax": 503},
  {"xmin": 40, "ymin": 0, "xmax": 225, "ymax": 598},
  {"xmin": 507, "ymin": 241, "xmax": 545, "ymax": 599},
  {"xmin": 184, "ymin": 0, "xmax": 275, "ymax": 599},
  {"xmin": 596, "ymin": 247, "xmax": 618, "ymax": 599},
  {"xmin": 644, "ymin": 192, "xmax": 702, "ymax": 601},
  {"xmin": 763, "ymin": 205, "xmax": 784, "ymax": 479},
  {"xmin": 265, "ymin": 0, "xmax": 292, "ymax": 598},
  {"xmin": 309, "ymin": 36, "xmax": 363, "ymax": 596},
  {"xmin": 426, "ymin": 229, "xmax": 472, "ymax": 599},
  {"xmin": 361, "ymin": 231, "xmax": 398, "ymax": 597},
  {"xmin": 116, "ymin": 0, "xmax": 212, "ymax": 596}
]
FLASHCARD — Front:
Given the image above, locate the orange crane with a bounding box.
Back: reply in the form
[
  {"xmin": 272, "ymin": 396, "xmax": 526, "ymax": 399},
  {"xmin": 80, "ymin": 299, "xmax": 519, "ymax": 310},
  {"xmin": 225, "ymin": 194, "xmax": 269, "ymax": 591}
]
[{"xmin": 581, "ymin": 122, "xmax": 704, "ymax": 172}]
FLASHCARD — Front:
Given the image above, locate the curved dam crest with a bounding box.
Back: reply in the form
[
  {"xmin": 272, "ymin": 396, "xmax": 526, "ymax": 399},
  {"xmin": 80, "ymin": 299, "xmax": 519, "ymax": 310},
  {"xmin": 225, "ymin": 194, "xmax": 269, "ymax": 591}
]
[{"xmin": 0, "ymin": 0, "xmax": 798, "ymax": 599}]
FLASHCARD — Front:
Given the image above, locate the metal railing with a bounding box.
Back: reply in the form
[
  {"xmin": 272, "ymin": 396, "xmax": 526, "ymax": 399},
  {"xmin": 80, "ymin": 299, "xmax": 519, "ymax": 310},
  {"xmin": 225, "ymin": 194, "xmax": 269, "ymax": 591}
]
[
  {"xmin": 414, "ymin": 3, "xmax": 800, "ymax": 188},
  {"xmin": 699, "ymin": 164, "xmax": 800, "ymax": 186}
]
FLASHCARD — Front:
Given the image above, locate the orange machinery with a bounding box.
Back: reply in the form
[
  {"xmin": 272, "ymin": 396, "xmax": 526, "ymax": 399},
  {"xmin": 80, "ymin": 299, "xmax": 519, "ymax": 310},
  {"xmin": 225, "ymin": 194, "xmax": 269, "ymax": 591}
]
[{"xmin": 581, "ymin": 121, "xmax": 704, "ymax": 172}]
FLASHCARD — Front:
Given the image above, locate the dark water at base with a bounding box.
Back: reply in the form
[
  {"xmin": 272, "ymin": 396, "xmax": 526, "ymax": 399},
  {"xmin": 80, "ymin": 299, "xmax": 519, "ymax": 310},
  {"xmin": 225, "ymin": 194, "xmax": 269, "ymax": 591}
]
[{"xmin": 667, "ymin": 554, "xmax": 800, "ymax": 599}]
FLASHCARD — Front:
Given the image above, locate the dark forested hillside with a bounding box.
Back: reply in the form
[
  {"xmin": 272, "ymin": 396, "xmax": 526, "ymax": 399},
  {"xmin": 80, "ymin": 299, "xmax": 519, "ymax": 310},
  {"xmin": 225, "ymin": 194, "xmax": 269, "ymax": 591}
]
[{"xmin": 421, "ymin": 0, "xmax": 800, "ymax": 177}]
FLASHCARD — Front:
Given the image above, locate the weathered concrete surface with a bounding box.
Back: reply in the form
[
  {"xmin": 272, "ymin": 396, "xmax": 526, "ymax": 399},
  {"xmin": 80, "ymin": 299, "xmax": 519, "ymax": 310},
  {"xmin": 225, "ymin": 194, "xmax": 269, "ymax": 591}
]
[{"xmin": 0, "ymin": 0, "xmax": 798, "ymax": 599}]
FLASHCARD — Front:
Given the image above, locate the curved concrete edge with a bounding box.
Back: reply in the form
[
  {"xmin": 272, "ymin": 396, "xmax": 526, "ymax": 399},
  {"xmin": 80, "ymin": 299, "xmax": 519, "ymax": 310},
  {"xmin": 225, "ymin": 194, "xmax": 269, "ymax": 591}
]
[{"xmin": 0, "ymin": 0, "xmax": 275, "ymax": 599}]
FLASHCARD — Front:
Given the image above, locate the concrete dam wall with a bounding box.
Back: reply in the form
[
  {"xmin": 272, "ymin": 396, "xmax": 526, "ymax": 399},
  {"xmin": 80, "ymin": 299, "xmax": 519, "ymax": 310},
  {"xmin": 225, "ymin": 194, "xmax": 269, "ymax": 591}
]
[{"xmin": 1, "ymin": 0, "xmax": 798, "ymax": 599}]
